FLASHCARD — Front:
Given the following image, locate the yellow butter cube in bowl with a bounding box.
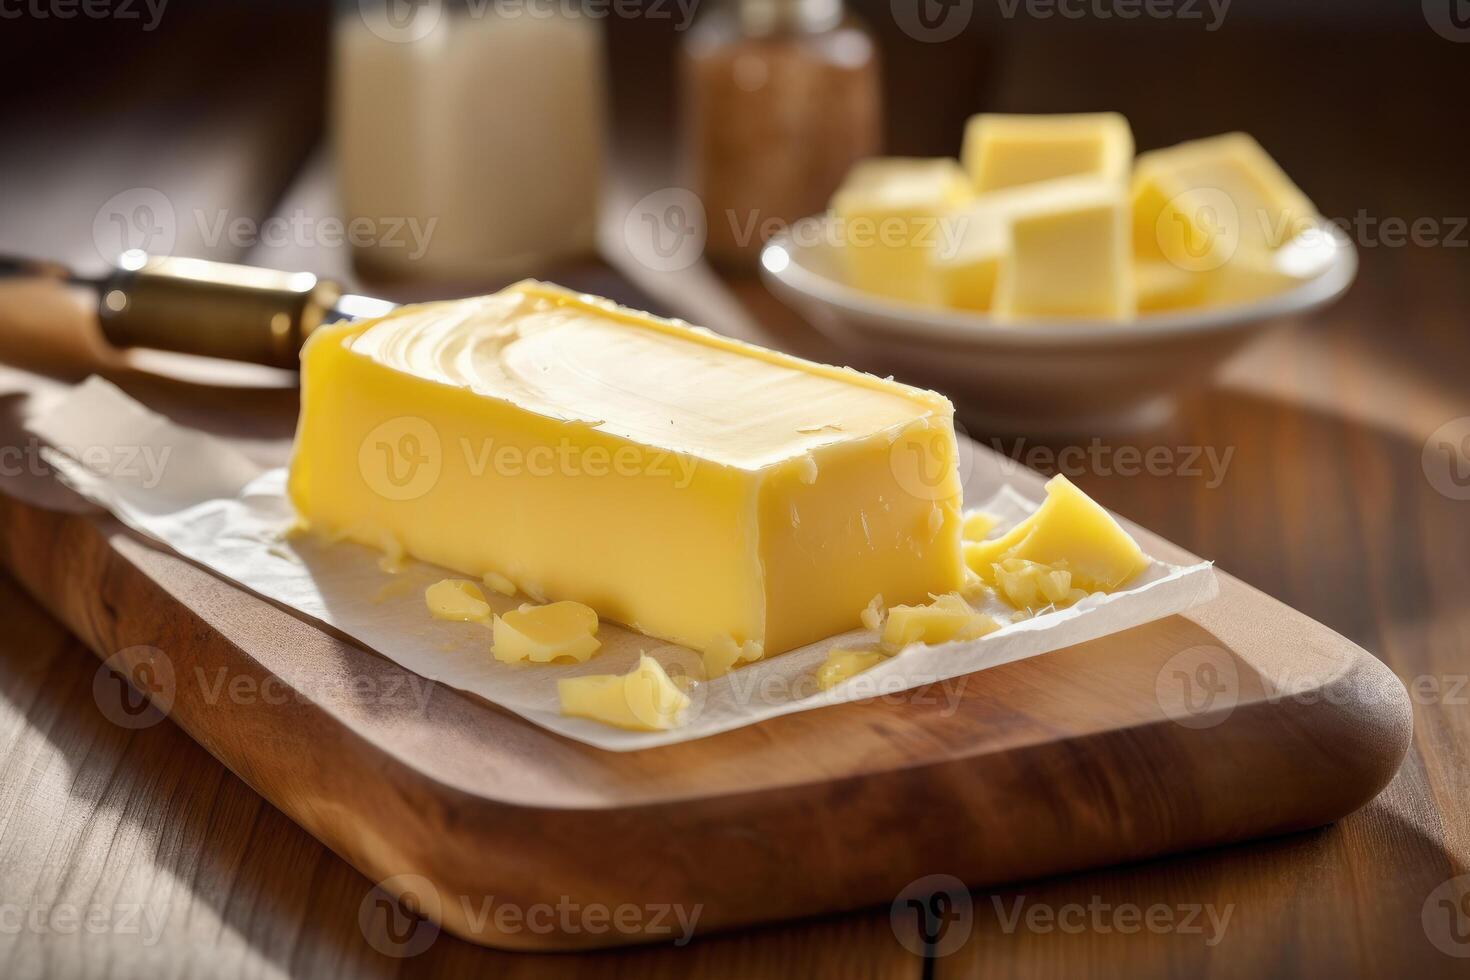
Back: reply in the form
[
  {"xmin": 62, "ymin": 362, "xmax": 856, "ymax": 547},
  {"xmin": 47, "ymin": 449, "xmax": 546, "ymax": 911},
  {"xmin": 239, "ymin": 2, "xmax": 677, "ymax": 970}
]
[
  {"xmin": 761, "ymin": 119, "xmax": 1355, "ymax": 431},
  {"xmin": 962, "ymin": 112, "xmax": 1133, "ymax": 192},
  {"xmin": 829, "ymin": 157, "xmax": 972, "ymax": 306}
]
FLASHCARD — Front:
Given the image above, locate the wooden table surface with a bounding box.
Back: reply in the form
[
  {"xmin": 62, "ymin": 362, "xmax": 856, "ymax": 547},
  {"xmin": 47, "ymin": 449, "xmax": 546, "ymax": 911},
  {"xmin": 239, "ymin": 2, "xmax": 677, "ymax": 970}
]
[{"xmin": 1, "ymin": 6, "xmax": 1467, "ymax": 978}]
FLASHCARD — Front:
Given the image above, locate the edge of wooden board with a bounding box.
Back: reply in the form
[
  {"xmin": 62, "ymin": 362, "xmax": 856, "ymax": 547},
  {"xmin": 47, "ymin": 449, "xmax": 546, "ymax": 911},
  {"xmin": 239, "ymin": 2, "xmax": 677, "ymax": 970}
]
[{"xmin": 0, "ymin": 489, "xmax": 1412, "ymax": 951}]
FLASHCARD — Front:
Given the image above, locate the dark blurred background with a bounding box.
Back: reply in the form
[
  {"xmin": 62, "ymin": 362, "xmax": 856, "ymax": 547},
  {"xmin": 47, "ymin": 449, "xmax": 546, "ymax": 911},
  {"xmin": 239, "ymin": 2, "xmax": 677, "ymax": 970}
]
[{"xmin": 1, "ymin": 0, "xmax": 1464, "ymax": 271}]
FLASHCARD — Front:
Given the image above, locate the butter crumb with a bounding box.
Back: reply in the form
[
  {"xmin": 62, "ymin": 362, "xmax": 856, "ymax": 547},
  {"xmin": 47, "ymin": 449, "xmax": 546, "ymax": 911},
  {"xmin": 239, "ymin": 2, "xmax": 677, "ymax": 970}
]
[
  {"xmin": 816, "ymin": 648, "xmax": 887, "ymax": 691},
  {"xmin": 558, "ymin": 654, "xmax": 691, "ymax": 731},
  {"xmin": 703, "ymin": 634, "xmax": 764, "ymax": 679},
  {"xmin": 482, "ymin": 570, "xmax": 517, "ymax": 597},
  {"xmin": 373, "ymin": 528, "xmax": 407, "ymax": 573},
  {"xmin": 993, "ymin": 557, "xmax": 1090, "ymax": 613},
  {"xmin": 927, "ymin": 506, "xmax": 945, "ymax": 539},
  {"xmin": 796, "ymin": 455, "xmax": 819, "ymax": 485},
  {"xmin": 425, "ymin": 579, "xmax": 491, "ymax": 623},
  {"xmin": 881, "ymin": 593, "xmax": 999, "ymax": 651},
  {"xmin": 860, "ymin": 594, "xmax": 886, "ymax": 632},
  {"xmin": 959, "ymin": 568, "xmax": 993, "ymax": 601},
  {"xmin": 493, "ymin": 601, "xmax": 601, "ymax": 664}
]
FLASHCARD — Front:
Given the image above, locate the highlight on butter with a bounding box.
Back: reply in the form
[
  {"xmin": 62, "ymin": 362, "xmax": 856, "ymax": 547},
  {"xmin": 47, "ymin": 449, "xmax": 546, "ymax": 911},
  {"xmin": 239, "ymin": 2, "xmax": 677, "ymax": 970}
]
[
  {"xmin": 829, "ymin": 113, "xmax": 1323, "ymax": 321},
  {"xmin": 288, "ymin": 281, "xmax": 966, "ymax": 669}
]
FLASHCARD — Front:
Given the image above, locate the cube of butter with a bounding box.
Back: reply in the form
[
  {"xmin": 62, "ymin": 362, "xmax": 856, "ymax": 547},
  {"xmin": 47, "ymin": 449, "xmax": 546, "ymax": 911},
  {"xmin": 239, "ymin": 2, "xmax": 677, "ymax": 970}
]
[
  {"xmin": 1135, "ymin": 259, "xmax": 1209, "ymax": 313},
  {"xmin": 1132, "ymin": 132, "xmax": 1318, "ymax": 270},
  {"xmin": 961, "ymin": 113, "xmax": 1133, "ymax": 193},
  {"xmin": 932, "ymin": 205, "xmax": 1008, "ymax": 313},
  {"xmin": 991, "ymin": 177, "xmax": 1136, "ymax": 322},
  {"xmin": 289, "ymin": 281, "xmax": 967, "ymax": 660},
  {"xmin": 830, "ymin": 158, "xmax": 972, "ymax": 305}
]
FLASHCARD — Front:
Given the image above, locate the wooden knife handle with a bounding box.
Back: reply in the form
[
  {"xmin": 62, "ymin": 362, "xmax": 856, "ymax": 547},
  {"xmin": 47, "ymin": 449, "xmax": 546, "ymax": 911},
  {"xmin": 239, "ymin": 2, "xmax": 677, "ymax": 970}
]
[{"xmin": 0, "ymin": 279, "xmax": 120, "ymax": 379}]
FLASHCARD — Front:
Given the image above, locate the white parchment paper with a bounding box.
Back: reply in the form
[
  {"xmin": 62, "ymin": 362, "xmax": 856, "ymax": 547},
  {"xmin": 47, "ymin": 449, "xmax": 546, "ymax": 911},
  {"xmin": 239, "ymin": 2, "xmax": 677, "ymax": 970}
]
[{"xmin": 29, "ymin": 377, "xmax": 1218, "ymax": 751}]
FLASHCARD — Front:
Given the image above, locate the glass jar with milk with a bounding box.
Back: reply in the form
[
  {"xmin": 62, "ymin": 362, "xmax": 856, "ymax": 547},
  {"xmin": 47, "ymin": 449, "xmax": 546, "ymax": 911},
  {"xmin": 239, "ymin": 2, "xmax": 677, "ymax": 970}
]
[{"xmin": 335, "ymin": 0, "xmax": 606, "ymax": 284}]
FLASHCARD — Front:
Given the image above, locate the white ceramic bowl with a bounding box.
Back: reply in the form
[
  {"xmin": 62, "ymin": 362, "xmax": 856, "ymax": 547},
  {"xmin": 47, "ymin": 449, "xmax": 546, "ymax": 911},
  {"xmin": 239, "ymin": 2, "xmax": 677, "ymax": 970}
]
[{"xmin": 759, "ymin": 217, "xmax": 1357, "ymax": 433}]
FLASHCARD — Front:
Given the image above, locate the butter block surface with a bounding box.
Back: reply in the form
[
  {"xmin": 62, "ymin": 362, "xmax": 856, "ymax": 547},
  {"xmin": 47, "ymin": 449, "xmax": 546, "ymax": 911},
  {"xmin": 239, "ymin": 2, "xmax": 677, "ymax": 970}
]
[
  {"xmin": 962, "ymin": 113, "xmax": 1133, "ymax": 193},
  {"xmin": 288, "ymin": 281, "xmax": 966, "ymax": 659},
  {"xmin": 830, "ymin": 158, "xmax": 972, "ymax": 305}
]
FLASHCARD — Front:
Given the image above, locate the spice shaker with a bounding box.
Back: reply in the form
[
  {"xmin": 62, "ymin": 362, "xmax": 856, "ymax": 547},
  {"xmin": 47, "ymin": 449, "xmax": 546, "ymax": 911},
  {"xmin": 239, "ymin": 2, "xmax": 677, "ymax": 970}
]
[{"xmin": 681, "ymin": 0, "xmax": 881, "ymax": 270}]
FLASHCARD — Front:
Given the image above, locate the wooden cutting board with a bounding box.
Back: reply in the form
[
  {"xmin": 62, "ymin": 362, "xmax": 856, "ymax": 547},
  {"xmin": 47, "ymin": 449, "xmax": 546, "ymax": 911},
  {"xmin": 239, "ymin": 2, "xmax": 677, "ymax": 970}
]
[{"xmin": 0, "ymin": 350, "xmax": 1411, "ymax": 953}]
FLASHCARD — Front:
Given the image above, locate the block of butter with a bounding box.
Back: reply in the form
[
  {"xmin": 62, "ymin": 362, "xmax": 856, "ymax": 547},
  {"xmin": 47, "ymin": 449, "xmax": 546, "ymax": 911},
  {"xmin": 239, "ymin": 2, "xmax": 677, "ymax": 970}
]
[
  {"xmin": 990, "ymin": 177, "xmax": 1136, "ymax": 322},
  {"xmin": 288, "ymin": 281, "xmax": 966, "ymax": 660},
  {"xmin": 962, "ymin": 112, "xmax": 1133, "ymax": 193},
  {"xmin": 830, "ymin": 158, "xmax": 972, "ymax": 306},
  {"xmin": 1132, "ymin": 132, "xmax": 1319, "ymax": 306}
]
